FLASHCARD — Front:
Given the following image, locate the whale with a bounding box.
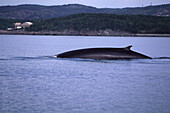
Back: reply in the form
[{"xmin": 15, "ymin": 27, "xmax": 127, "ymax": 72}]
[{"xmin": 55, "ymin": 45, "xmax": 152, "ymax": 60}]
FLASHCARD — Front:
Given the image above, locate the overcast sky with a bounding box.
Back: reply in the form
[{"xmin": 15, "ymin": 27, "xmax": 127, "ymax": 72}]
[{"xmin": 0, "ymin": 0, "xmax": 170, "ymax": 8}]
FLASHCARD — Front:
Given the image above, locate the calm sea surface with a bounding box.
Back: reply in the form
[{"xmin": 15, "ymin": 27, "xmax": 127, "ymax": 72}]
[{"xmin": 0, "ymin": 35, "xmax": 170, "ymax": 113}]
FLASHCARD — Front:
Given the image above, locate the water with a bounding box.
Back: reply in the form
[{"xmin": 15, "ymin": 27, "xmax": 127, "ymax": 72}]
[{"xmin": 0, "ymin": 35, "xmax": 170, "ymax": 113}]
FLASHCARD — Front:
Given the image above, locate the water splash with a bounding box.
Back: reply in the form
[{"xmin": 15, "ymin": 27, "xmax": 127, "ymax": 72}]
[{"xmin": 0, "ymin": 56, "xmax": 56, "ymax": 61}]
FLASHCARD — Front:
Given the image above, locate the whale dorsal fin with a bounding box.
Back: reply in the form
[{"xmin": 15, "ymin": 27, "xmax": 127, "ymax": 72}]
[{"xmin": 124, "ymin": 45, "xmax": 132, "ymax": 50}]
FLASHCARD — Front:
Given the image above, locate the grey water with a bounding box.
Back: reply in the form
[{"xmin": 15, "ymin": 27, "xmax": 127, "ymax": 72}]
[{"xmin": 0, "ymin": 35, "xmax": 170, "ymax": 113}]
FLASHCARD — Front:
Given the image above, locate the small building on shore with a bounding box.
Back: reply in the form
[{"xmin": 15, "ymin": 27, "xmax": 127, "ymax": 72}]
[
  {"xmin": 13, "ymin": 23, "xmax": 21, "ymax": 29},
  {"xmin": 21, "ymin": 22, "xmax": 33, "ymax": 28},
  {"xmin": 12, "ymin": 22, "xmax": 33, "ymax": 30}
]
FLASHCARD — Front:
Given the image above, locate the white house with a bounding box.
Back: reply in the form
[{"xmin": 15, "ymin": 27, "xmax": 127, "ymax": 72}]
[
  {"xmin": 21, "ymin": 22, "xmax": 33, "ymax": 28},
  {"xmin": 13, "ymin": 23, "xmax": 21, "ymax": 29}
]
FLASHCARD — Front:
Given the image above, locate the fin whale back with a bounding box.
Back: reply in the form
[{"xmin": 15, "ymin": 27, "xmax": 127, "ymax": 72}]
[
  {"xmin": 56, "ymin": 45, "xmax": 151, "ymax": 60},
  {"xmin": 124, "ymin": 45, "xmax": 132, "ymax": 50}
]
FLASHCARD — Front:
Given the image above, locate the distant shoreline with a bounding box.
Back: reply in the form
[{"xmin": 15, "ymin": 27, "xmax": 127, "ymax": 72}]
[{"xmin": 0, "ymin": 30, "xmax": 170, "ymax": 37}]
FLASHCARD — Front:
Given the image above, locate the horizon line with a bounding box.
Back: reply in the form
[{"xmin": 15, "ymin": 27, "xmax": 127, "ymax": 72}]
[{"xmin": 0, "ymin": 3, "xmax": 169, "ymax": 9}]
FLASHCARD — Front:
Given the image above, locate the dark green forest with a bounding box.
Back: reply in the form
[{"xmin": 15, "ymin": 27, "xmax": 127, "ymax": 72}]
[
  {"xmin": 0, "ymin": 19, "xmax": 26, "ymax": 30},
  {"xmin": 26, "ymin": 13, "xmax": 170, "ymax": 34}
]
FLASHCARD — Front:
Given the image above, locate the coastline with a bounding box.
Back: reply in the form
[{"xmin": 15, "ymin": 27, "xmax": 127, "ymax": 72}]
[{"xmin": 0, "ymin": 30, "xmax": 170, "ymax": 37}]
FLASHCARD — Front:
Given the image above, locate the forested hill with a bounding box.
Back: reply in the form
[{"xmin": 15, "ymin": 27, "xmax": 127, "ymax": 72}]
[
  {"xmin": 0, "ymin": 19, "xmax": 27, "ymax": 30},
  {"xmin": 26, "ymin": 13, "xmax": 170, "ymax": 34},
  {"xmin": 0, "ymin": 4, "xmax": 170, "ymax": 20}
]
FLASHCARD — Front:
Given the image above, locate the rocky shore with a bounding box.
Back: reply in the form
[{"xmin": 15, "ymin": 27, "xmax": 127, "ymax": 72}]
[{"xmin": 0, "ymin": 30, "xmax": 170, "ymax": 37}]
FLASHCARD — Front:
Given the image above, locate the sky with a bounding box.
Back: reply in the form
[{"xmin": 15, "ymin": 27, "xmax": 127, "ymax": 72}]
[{"xmin": 0, "ymin": 0, "xmax": 170, "ymax": 8}]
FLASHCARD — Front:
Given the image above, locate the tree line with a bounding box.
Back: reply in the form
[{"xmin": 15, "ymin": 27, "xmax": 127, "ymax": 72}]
[
  {"xmin": 26, "ymin": 13, "xmax": 170, "ymax": 34},
  {"xmin": 1, "ymin": 13, "xmax": 170, "ymax": 34}
]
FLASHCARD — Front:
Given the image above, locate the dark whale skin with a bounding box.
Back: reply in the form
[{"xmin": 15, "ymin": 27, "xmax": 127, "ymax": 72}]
[{"xmin": 56, "ymin": 46, "xmax": 151, "ymax": 60}]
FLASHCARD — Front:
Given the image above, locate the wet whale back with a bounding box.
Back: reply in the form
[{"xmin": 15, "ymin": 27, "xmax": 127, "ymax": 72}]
[{"xmin": 57, "ymin": 46, "xmax": 151, "ymax": 60}]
